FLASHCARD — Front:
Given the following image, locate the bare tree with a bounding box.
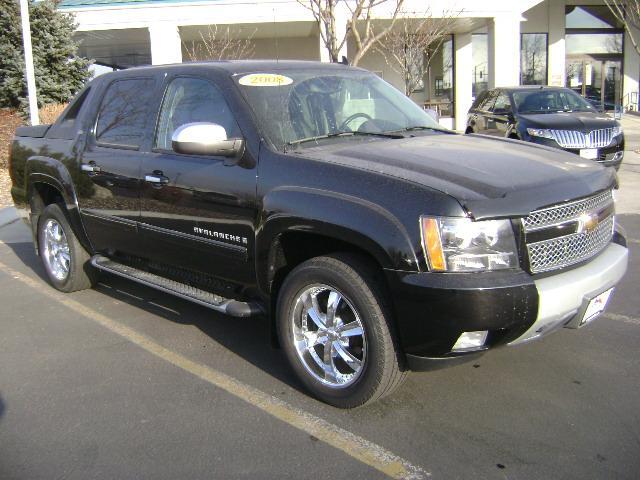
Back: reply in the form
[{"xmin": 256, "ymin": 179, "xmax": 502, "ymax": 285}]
[
  {"xmin": 605, "ymin": 0, "xmax": 640, "ymax": 55},
  {"xmin": 376, "ymin": 10, "xmax": 459, "ymax": 96},
  {"xmin": 297, "ymin": 0, "xmax": 405, "ymax": 66},
  {"xmin": 183, "ymin": 25, "xmax": 256, "ymax": 61}
]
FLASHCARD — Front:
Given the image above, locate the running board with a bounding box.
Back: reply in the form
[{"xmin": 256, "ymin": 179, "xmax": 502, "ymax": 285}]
[{"xmin": 90, "ymin": 255, "xmax": 261, "ymax": 317}]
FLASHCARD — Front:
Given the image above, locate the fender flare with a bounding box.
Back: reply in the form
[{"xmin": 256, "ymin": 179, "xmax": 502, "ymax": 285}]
[
  {"xmin": 26, "ymin": 156, "xmax": 93, "ymax": 254},
  {"xmin": 256, "ymin": 186, "xmax": 417, "ymax": 295}
]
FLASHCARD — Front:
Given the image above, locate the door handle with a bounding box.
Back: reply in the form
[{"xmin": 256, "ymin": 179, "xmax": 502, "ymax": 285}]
[
  {"xmin": 81, "ymin": 162, "xmax": 101, "ymax": 173},
  {"xmin": 144, "ymin": 174, "xmax": 169, "ymax": 185}
]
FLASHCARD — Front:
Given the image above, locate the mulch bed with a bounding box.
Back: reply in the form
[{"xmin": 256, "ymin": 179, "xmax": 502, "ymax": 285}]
[{"xmin": 0, "ymin": 109, "xmax": 23, "ymax": 208}]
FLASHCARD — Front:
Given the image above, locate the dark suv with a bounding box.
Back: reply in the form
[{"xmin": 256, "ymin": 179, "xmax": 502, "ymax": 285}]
[{"xmin": 466, "ymin": 86, "xmax": 624, "ymax": 169}]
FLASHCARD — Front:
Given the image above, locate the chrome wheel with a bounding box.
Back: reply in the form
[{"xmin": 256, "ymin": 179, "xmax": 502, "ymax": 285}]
[
  {"xmin": 42, "ymin": 219, "xmax": 70, "ymax": 281},
  {"xmin": 291, "ymin": 284, "xmax": 366, "ymax": 388}
]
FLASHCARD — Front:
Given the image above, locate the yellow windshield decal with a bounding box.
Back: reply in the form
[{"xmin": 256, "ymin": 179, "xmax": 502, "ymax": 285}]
[{"xmin": 239, "ymin": 73, "xmax": 293, "ymax": 87}]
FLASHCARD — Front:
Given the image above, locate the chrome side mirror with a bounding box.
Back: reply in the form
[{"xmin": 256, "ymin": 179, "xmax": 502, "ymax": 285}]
[{"xmin": 171, "ymin": 122, "xmax": 244, "ymax": 158}]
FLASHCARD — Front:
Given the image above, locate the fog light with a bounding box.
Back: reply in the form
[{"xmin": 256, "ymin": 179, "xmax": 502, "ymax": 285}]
[{"xmin": 452, "ymin": 331, "xmax": 488, "ymax": 352}]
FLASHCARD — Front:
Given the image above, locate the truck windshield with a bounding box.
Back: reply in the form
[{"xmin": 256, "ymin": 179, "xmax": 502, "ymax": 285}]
[
  {"xmin": 234, "ymin": 69, "xmax": 443, "ymax": 150},
  {"xmin": 513, "ymin": 89, "xmax": 595, "ymax": 114}
]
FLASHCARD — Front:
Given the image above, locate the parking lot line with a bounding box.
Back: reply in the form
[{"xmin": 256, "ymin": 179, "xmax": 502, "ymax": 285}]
[{"xmin": 0, "ymin": 258, "xmax": 429, "ymax": 480}]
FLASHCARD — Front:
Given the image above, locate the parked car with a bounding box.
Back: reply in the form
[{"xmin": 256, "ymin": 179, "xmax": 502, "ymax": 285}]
[
  {"xmin": 466, "ymin": 86, "xmax": 624, "ymax": 169},
  {"xmin": 10, "ymin": 62, "xmax": 628, "ymax": 408}
]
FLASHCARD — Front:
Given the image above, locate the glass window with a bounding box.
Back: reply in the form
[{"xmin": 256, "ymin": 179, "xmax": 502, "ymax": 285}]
[
  {"xmin": 512, "ymin": 89, "xmax": 595, "ymax": 113},
  {"xmin": 478, "ymin": 90, "xmax": 497, "ymax": 111},
  {"xmin": 95, "ymin": 78, "xmax": 155, "ymax": 148},
  {"xmin": 493, "ymin": 92, "xmax": 511, "ymax": 113},
  {"xmin": 521, "ymin": 33, "xmax": 548, "ymax": 85},
  {"xmin": 235, "ymin": 70, "xmax": 441, "ymax": 150},
  {"xmin": 61, "ymin": 87, "xmax": 91, "ymax": 124},
  {"xmin": 472, "ymin": 34, "xmax": 488, "ymax": 99},
  {"xmin": 155, "ymin": 77, "xmax": 241, "ymax": 151},
  {"xmin": 425, "ymin": 35, "xmax": 453, "ymax": 117},
  {"xmin": 566, "ymin": 33, "xmax": 623, "ymax": 55},
  {"xmin": 565, "ymin": 6, "xmax": 622, "ymax": 29}
]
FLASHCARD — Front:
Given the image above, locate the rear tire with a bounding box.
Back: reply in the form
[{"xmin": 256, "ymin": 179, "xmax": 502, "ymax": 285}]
[
  {"xmin": 38, "ymin": 203, "xmax": 97, "ymax": 293},
  {"xmin": 276, "ymin": 253, "xmax": 406, "ymax": 408}
]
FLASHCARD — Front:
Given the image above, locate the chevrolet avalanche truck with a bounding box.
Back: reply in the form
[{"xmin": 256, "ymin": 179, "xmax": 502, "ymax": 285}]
[{"xmin": 9, "ymin": 61, "xmax": 629, "ymax": 408}]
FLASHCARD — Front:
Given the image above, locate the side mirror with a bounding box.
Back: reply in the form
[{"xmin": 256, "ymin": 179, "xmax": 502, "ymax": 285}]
[{"xmin": 171, "ymin": 122, "xmax": 244, "ymax": 158}]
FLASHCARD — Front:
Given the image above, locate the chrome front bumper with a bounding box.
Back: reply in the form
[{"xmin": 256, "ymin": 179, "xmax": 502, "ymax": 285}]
[{"xmin": 509, "ymin": 243, "xmax": 628, "ymax": 346}]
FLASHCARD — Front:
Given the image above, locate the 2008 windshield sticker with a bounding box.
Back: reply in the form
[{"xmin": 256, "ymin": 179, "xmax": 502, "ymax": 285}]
[{"xmin": 239, "ymin": 73, "xmax": 293, "ymax": 87}]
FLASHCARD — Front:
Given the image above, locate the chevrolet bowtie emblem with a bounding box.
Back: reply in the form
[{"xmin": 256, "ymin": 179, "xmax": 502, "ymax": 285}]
[{"xmin": 577, "ymin": 212, "xmax": 599, "ymax": 234}]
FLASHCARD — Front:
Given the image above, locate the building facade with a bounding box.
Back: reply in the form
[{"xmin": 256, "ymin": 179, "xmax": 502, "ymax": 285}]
[{"xmin": 61, "ymin": 0, "xmax": 640, "ymax": 130}]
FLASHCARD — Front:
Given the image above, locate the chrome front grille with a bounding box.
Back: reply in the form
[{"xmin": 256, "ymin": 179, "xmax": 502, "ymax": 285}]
[
  {"xmin": 523, "ymin": 190, "xmax": 613, "ymax": 230},
  {"xmin": 549, "ymin": 128, "xmax": 615, "ymax": 149},
  {"xmin": 523, "ymin": 190, "xmax": 615, "ymax": 274}
]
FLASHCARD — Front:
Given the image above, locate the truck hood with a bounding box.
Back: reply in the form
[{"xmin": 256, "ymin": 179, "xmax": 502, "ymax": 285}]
[
  {"xmin": 517, "ymin": 111, "xmax": 617, "ymax": 131},
  {"xmin": 298, "ymin": 133, "xmax": 616, "ymax": 220}
]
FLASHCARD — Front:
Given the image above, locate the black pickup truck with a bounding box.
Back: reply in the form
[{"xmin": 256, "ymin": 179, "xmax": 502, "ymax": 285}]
[{"xmin": 9, "ymin": 61, "xmax": 629, "ymax": 408}]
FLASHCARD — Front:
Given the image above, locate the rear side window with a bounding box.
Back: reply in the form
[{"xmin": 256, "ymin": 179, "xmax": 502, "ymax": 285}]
[
  {"xmin": 60, "ymin": 87, "xmax": 91, "ymax": 124},
  {"xmin": 493, "ymin": 92, "xmax": 511, "ymax": 112},
  {"xmin": 155, "ymin": 77, "xmax": 241, "ymax": 151},
  {"xmin": 95, "ymin": 78, "xmax": 156, "ymax": 148},
  {"xmin": 478, "ymin": 91, "xmax": 497, "ymax": 111}
]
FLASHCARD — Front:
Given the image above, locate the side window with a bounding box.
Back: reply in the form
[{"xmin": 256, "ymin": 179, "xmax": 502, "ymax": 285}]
[
  {"xmin": 493, "ymin": 92, "xmax": 512, "ymax": 113},
  {"xmin": 95, "ymin": 78, "xmax": 156, "ymax": 148},
  {"xmin": 155, "ymin": 77, "xmax": 241, "ymax": 151},
  {"xmin": 479, "ymin": 91, "xmax": 497, "ymax": 112},
  {"xmin": 60, "ymin": 87, "xmax": 91, "ymax": 125}
]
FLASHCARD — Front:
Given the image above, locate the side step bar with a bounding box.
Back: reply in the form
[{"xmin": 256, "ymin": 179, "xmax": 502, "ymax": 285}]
[{"xmin": 90, "ymin": 255, "xmax": 262, "ymax": 317}]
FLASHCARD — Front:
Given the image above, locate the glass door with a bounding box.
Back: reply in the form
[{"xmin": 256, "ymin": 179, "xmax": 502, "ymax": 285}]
[{"xmin": 566, "ymin": 56, "xmax": 622, "ymax": 111}]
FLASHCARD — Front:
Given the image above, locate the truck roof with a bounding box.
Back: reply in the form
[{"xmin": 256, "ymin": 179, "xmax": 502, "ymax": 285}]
[{"xmin": 105, "ymin": 60, "xmax": 361, "ymax": 77}]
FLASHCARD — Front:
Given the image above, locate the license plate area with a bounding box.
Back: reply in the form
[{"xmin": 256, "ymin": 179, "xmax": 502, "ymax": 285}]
[
  {"xmin": 580, "ymin": 288, "xmax": 614, "ymax": 326},
  {"xmin": 580, "ymin": 148, "xmax": 598, "ymax": 160}
]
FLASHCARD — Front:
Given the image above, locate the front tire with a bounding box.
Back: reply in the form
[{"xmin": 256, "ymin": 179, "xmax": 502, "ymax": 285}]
[
  {"xmin": 276, "ymin": 254, "xmax": 406, "ymax": 408},
  {"xmin": 38, "ymin": 203, "xmax": 97, "ymax": 292}
]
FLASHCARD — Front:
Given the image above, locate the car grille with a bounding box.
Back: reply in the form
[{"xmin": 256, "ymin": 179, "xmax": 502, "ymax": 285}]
[
  {"xmin": 549, "ymin": 128, "xmax": 615, "ymax": 149},
  {"xmin": 523, "ymin": 190, "xmax": 615, "ymax": 274}
]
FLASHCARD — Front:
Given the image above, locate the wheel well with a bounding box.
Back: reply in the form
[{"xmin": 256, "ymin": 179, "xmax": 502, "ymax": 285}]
[
  {"xmin": 30, "ymin": 182, "xmax": 65, "ymax": 214},
  {"xmin": 267, "ymin": 231, "xmax": 390, "ymax": 344}
]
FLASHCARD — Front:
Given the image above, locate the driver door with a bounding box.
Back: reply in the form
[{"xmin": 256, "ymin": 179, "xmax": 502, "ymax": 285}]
[{"xmin": 138, "ymin": 75, "xmax": 258, "ymax": 285}]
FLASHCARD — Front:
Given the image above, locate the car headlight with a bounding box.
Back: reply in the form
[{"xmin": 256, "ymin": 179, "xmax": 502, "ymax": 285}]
[
  {"xmin": 420, "ymin": 216, "xmax": 518, "ymax": 272},
  {"xmin": 526, "ymin": 128, "xmax": 554, "ymax": 139},
  {"xmin": 612, "ymin": 125, "xmax": 623, "ymax": 137}
]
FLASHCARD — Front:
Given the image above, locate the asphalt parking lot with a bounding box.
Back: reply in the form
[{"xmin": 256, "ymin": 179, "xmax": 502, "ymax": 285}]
[{"xmin": 1, "ymin": 167, "xmax": 639, "ymax": 480}]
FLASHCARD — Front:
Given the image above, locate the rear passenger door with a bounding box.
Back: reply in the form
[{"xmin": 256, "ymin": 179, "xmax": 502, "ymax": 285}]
[
  {"xmin": 77, "ymin": 77, "xmax": 158, "ymax": 256},
  {"xmin": 138, "ymin": 75, "xmax": 258, "ymax": 286}
]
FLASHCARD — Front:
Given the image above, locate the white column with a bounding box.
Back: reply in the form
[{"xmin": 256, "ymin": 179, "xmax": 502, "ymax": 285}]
[
  {"xmin": 487, "ymin": 14, "xmax": 521, "ymax": 88},
  {"xmin": 19, "ymin": 0, "xmax": 39, "ymax": 125},
  {"xmin": 149, "ymin": 24, "xmax": 182, "ymax": 65},
  {"xmin": 454, "ymin": 32, "xmax": 472, "ymax": 132},
  {"xmin": 623, "ymin": 24, "xmax": 640, "ymax": 111},
  {"xmin": 319, "ymin": 6, "xmax": 348, "ymax": 62},
  {"xmin": 547, "ymin": 0, "xmax": 565, "ymax": 87}
]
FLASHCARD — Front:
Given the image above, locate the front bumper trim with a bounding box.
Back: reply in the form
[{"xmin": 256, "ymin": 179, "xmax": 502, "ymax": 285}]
[{"xmin": 508, "ymin": 242, "xmax": 628, "ymax": 346}]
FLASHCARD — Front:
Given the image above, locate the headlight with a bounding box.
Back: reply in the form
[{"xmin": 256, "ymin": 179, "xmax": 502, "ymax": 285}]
[
  {"xmin": 526, "ymin": 128, "xmax": 554, "ymax": 139},
  {"xmin": 420, "ymin": 216, "xmax": 518, "ymax": 272},
  {"xmin": 612, "ymin": 125, "xmax": 623, "ymax": 137}
]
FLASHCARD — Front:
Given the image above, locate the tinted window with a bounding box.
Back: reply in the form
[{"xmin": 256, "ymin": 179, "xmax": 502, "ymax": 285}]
[
  {"xmin": 478, "ymin": 91, "xmax": 497, "ymax": 111},
  {"xmin": 61, "ymin": 87, "xmax": 91, "ymax": 124},
  {"xmin": 512, "ymin": 89, "xmax": 595, "ymax": 113},
  {"xmin": 493, "ymin": 92, "xmax": 511, "ymax": 113},
  {"xmin": 95, "ymin": 78, "xmax": 156, "ymax": 148},
  {"xmin": 155, "ymin": 77, "xmax": 241, "ymax": 151}
]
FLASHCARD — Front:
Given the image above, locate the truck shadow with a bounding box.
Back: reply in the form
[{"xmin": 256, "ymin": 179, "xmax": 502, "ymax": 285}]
[{"xmin": 4, "ymin": 241, "xmax": 306, "ymax": 395}]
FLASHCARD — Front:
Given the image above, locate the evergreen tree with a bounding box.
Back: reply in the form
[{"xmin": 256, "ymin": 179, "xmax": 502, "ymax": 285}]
[{"xmin": 0, "ymin": 0, "xmax": 92, "ymax": 112}]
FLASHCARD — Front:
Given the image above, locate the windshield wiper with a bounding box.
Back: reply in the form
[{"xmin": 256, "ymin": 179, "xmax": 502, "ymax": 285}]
[
  {"xmin": 286, "ymin": 130, "xmax": 404, "ymax": 148},
  {"xmin": 395, "ymin": 125, "xmax": 451, "ymax": 133}
]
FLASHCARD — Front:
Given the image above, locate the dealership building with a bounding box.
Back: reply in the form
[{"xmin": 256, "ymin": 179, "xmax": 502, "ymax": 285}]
[{"xmin": 61, "ymin": 0, "xmax": 640, "ymax": 130}]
